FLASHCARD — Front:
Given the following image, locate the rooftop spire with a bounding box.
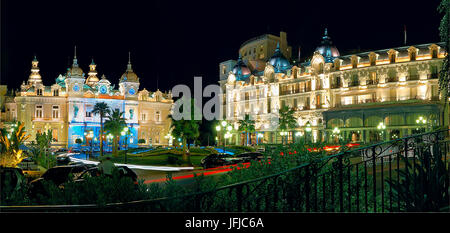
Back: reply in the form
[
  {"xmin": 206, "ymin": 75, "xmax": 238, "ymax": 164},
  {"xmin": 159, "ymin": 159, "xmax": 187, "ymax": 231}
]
[
  {"xmin": 127, "ymin": 51, "xmax": 133, "ymax": 71},
  {"xmin": 73, "ymin": 45, "xmax": 79, "ymax": 67}
]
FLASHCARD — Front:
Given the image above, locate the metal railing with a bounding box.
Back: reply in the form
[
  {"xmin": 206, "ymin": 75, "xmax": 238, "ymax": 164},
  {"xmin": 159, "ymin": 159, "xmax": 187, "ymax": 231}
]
[{"xmin": 1, "ymin": 130, "xmax": 449, "ymax": 212}]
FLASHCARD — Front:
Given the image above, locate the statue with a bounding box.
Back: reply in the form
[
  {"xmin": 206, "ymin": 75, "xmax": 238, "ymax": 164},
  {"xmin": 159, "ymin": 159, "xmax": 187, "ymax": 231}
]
[{"xmin": 129, "ymin": 109, "xmax": 134, "ymax": 120}]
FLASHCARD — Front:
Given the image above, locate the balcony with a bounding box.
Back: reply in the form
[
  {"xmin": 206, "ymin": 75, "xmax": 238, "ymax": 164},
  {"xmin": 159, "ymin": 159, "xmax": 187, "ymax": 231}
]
[
  {"xmin": 428, "ymin": 73, "xmax": 439, "ymax": 79},
  {"xmin": 386, "ymin": 76, "xmax": 399, "ymax": 82},
  {"xmin": 330, "ymin": 83, "xmax": 341, "ymax": 89},
  {"xmin": 406, "ymin": 75, "xmax": 420, "ymax": 81},
  {"xmin": 348, "ymin": 81, "xmax": 360, "ymax": 87},
  {"xmin": 365, "ymin": 80, "xmax": 378, "ymax": 85}
]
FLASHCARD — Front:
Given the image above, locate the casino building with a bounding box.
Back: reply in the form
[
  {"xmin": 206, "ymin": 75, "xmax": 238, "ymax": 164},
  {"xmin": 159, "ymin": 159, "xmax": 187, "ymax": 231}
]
[
  {"xmin": 1, "ymin": 49, "xmax": 173, "ymax": 149},
  {"xmin": 219, "ymin": 29, "xmax": 448, "ymax": 144}
]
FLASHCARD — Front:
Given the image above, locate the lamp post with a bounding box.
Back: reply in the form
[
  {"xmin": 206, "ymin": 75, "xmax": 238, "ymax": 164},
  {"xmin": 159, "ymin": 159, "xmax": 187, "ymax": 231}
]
[
  {"xmin": 280, "ymin": 131, "xmax": 288, "ymax": 144},
  {"xmin": 216, "ymin": 121, "xmax": 232, "ymax": 153},
  {"xmin": 257, "ymin": 133, "xmax": 264, "ymax": 145},
  {"xmin": 86, "ymin": 130, "xmax": 93, "ymax": 160},
  {"xmin": 332, "ymin": 127, "xmax": 341, "ymax": 143},
  {"xmin": 164, "ymin": 133, "xmax": 173, "ymax": 146},
  {"xmin": 121, "ymin": 126, "xmax": 130, "ymax": 164},
  {"xmin": 305, "ymin": 121, "xmax": 312, "ymax": 144},
  {"xmin": 106, "ymin": 133, "xmax": 113, "ymax": 153},
  {"xmin": 377, "ymin": 122, "xmax": 386, "ymax": 141},
  {"xmin": 416, "ymin": 116, "xmax": 427, "ymax": 133}
]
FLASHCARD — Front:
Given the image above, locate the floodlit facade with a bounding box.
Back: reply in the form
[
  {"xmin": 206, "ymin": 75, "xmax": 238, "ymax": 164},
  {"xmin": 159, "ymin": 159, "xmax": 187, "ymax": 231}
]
[
  {"xmin": 220, "ymin": 29, "xmax": 447, "ymax": 145},
  {"xmin": 2, "ymin": 50, "xmax": 173, "ymax": 149}
]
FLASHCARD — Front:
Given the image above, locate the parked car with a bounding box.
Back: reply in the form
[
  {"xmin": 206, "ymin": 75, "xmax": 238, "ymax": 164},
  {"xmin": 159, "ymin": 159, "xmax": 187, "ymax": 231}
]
[
  {"xmin": 76, "ymin": 166, "xmax": 138, "ymax": 184},
  {"xmin": 56, "ymin": 155, "xmax": 71, "ymax": 166},
  {"xmin": 70, "ymin": 148, "xmax": 81, "ymax": 153},
  {"xmin": 235, "ymin": 152, "xmax": 266, "ymax": 162},
  {"xmin": 201, "ymin": 153, "xmax": 242, "ymax": 169},
  {"xmin": 29, "ymin": 164, "xmax": 95, "ymax": 200},
  {"xmin": 0, "ymin": 167, "xmax": 26, "ymax": 200}
]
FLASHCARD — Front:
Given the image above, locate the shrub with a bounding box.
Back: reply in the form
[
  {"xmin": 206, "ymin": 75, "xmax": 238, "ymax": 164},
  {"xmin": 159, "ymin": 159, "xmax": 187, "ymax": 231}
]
[{"xmin": 138, "ymin": 139, "xmax": 146, "ymax": 144}]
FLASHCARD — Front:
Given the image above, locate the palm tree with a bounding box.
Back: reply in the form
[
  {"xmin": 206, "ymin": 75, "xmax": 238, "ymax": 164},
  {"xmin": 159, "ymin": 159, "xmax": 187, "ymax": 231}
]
[
  {"xmin": 238, "ymin": 114, "xmax": 255, "ymax": 146},
  {"xmin": 278, "ymin": 106, "xmax": 297, "ymax": 144},
  {"xmin": 0, "ymin": 122, "xmax": 30, "ymax": 167},
  {"xmin": 92, "ymin": 102, "xmax": 111, "ymax": 157},
  {"xmin": 168, "ymin": 98, "xmax": 201, "ymax": 165},
  {"xmin": 103, "ymin": 109, "xmax": 126, "ymax": 157}
]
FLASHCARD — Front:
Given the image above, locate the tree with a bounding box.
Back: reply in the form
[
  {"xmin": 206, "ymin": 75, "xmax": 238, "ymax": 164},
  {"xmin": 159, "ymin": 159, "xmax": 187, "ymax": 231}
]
[
  {"xmin": 238, "ymin": 114, "xmax": 255, "ymax": 146},
  {"xmin": 278, "ymin": 106, "xmax": 297, "ymax": 144},
  {"xmin": 0, "ymin": 122, "xmax": 30, "ymax": 167},
  {"xmin": 104, "ymin": 109, "xmax": 127, "ymax": 157},
  {"xmin": 168, "ymin": 98, "xmax": 201, "ymax": 165},
  {"xmin": 92, "ymin": 102, "xmax": 111, "ymax": 157}
]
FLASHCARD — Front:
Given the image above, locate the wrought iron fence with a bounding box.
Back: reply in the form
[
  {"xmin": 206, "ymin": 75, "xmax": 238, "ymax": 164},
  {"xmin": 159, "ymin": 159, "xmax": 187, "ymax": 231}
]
[{"xmin": 1, "ymin": 130, "xmax": 449, "ymax": 212}]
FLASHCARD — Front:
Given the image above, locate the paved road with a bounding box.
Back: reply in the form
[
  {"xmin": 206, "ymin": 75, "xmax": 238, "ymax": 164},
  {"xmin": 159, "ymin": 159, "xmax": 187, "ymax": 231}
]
[{"xmin": 67, "ymin": 153, "xmax": 235, "ymax": 186}]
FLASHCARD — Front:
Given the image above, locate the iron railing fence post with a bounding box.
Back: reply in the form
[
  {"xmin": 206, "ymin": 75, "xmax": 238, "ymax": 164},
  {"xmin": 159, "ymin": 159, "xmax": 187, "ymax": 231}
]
[
  {"xmin": 305, "ymin": 166, "xmax": 311, "ymax": 212},
  {"xmin": 356, "ymin": 164, "xmax": 360, "ymax": 212},
  {"xmin": 338, "ymin": 154, "xmax": 344, "ymax": 212},
  {"xmin": 372, "ymin": 146, "xmax": 377, "ymax": 213}
]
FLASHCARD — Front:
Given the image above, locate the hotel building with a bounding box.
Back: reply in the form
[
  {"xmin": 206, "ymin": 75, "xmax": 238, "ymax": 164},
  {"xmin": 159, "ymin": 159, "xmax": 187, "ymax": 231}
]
[{"xmin": 219, "ymin": 29, "xmax": 447, "ymax": 144}]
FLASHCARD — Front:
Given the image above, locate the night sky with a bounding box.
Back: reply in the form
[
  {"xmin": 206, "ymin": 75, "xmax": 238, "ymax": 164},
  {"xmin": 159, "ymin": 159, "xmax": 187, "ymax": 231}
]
[{"xmin": 0, "ymin": 0, "xmax": 444, "ymax": 92}]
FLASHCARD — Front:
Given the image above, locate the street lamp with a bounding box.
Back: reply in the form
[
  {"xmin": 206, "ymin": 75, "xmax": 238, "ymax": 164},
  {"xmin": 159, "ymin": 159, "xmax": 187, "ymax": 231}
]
[
  {"xmin": 332, "ymin": 127, "xmax": 341, "ymax": 143},
  {"xmin": 416, "ymin": 116, "xmax": 427, "ymax": 133},
  {"xmin": 257, "ymin": 133, "xmax": 264, "ymax": 145},
  {"xmin": 377, "ymin": 122, "xmax": 386, "ymax": 141},
  {"xmin": 164, "ymin": 133, "xmax": 173, "ymax": 146},
  {"xmin": 121, "ymin": 126, "xmax": 131, "ymax": 164},
  {"xmin": 106, "ymin": 133, "xmax": 113, "ymax": 152},
  {"xmin": 216, "ymin": 121, "xmax": 233, "ymax": 153},
  {"xmin": 305, "ymin": 121, "xmax": 312, "ymax": 144},
  {"xmin": 85, "ymin": 130, "xmax": 93, "ymax": 159}
]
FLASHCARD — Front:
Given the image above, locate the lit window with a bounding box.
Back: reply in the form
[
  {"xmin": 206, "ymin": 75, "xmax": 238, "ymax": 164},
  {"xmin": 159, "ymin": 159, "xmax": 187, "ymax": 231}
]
[
  {"xmin": 52, "ymin": 105, "xmax": 60, "ymax": 119},
  {"xmin": 35, "ymin": 105, "xmax": 43, "ymax": 118},
  {"xmin": 37, "ymin": 89, "xmax": 43, "ymax": 96}
]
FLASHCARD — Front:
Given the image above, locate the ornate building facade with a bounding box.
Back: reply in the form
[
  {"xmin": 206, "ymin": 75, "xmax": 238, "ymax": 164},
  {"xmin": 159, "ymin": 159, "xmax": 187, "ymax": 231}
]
[
  {"xmin": 2, "ymin": 49, "xmax": 173, "ymax": 149},
  {"xmin": 220, "ymin": 30, "xmax": 447, "ymax": 144}
]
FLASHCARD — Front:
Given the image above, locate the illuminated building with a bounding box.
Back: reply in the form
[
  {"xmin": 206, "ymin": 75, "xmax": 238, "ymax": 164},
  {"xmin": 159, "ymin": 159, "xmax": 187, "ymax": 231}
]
[
  {"xmin": 2, "ymin": 49, "xmax": 173, "ymax": 149},
  {"xmin": 220, "ymin": 29, "xmax": 447, "ymax": 144}
]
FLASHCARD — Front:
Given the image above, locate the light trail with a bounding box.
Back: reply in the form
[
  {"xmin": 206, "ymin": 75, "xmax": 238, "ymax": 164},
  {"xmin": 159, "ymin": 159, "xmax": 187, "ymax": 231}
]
[{"xmin": 67, "ymin": 154, "xmax": 194, "ymax": 172}]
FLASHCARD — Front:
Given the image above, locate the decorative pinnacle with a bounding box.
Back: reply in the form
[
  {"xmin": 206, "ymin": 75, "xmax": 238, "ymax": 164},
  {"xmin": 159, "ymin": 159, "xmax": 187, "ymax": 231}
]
[{"xmin": 127, "ymin": 51, "xmax": 133, "ymax": 71}]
